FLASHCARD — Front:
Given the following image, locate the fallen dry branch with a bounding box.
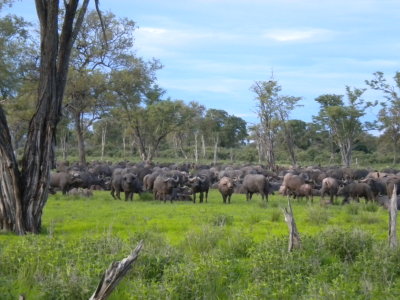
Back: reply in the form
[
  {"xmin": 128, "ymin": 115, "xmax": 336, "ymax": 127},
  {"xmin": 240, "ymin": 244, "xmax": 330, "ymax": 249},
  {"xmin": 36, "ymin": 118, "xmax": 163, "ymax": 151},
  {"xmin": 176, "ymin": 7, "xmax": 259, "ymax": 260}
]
[
  {"xmin": 283, "ymin": 199, "xmax": 301, "ymax": 252},
  {"xmin": 389, "ymin": 184, "xmax": 398, "ymax": 248},
  {"xmin": 89, "ymin": 240, "xmax": 143, "ymax": 300}
]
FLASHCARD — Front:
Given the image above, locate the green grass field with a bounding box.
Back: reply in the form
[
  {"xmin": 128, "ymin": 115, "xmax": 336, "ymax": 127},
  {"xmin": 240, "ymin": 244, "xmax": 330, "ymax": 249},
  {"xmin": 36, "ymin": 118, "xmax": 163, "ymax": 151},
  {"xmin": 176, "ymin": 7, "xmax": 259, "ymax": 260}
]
[{"xmin": 1, "ymin": 190, "xmax": 400, "ymax": 299}]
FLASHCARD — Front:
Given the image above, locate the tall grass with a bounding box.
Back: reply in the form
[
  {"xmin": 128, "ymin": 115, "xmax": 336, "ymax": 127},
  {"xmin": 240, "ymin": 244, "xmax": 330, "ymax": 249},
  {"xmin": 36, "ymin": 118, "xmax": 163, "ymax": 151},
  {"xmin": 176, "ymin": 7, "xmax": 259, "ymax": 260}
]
[{"xmin": 0, "ymin": 191, "xmax": 399, "ymax": 299}]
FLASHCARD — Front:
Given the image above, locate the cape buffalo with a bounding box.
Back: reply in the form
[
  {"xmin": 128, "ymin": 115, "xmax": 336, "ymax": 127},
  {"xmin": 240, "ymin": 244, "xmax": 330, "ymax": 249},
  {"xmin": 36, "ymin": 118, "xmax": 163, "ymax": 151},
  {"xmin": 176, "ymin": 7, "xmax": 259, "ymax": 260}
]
[
  {"xmin": 153, "ymin": 174, "xmax": 180, "ymax": 203},
  {"xmin": 280, "ymin": 173, "xmax": 306, "ymax": 199},
  {"xmin": 110, "ymin": 169, "xmax": 141, "ymax": 201},
  {"xmin": 241, "ymin": 174, "xmax": 270, "ymax": 202},
  {"xmin": 188, "ymin": 175, "xmax": 210, "ymax": 203},
  {"xmin": 218, "ymin": 176, "xmax": 235, "ymax": 204},
  {"xmin": 320, "ymin": 177, "xmax": 340, "ymax": 204},
  {"xmin": 338, "ymin": 182, "xmax": 374, "ymax": 204},
  {"xmin": 50, "ymin": 171, "xmax": 82, "ymax": 195}
]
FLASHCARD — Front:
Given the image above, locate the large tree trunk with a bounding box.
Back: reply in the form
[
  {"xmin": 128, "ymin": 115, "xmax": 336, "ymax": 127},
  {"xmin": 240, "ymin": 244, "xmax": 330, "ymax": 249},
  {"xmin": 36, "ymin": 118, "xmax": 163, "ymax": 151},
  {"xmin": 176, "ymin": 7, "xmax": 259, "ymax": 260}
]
[
  {"xmin": 0, "ymin": 0, "xmax": 90, "ymax": 234},
  {"xmin": 0, "ymin": 107, "xmax": 24, "ymax": 234}
]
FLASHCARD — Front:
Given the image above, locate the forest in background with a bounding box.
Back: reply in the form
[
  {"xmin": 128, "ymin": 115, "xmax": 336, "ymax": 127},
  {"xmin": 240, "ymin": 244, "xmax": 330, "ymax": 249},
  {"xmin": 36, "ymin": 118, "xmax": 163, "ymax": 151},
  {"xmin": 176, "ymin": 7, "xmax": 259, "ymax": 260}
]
[{"xmin": 1, "ymin": 4, "xmax": 399, "ymax": 170}]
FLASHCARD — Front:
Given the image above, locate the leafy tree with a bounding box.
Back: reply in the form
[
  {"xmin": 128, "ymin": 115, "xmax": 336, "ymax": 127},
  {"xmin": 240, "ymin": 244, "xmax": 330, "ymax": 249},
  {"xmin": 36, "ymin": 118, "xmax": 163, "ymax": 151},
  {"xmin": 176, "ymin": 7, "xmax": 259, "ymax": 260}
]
[
  {"xmin": 251, "ymin": 79, "xmax": 299, "ymax": 170},
  {"xmin": 221, "ymin": 115, "xmax": 248, "ymax": 148},
  {"xmin": 64, "ymin": 10, "xmax": 136, "ymax": 165},
  {"xmin": 287, "ymin": 120, "xmax": 311, "ymax": 150},
  {"xmin": 0, "ymin": 9, "xmax": 32, "ymax": 99},
  {"xmin": 109, "ymin": 57, "xmax": 164, "ymax": 161},
  {"xmin": 366, "ymin": 71, "xmax": 400, "ymax": 164},
  {"xmin": 64, "ymin": 68, "xmax": 108, "ymax": 165},
  {"xmin": 314, "ymin": 87, "xmax": 373, "ymax": 167},
  {"xmin": 0, "ymin": 4, "xmax": 37, "ymax": 152},
  {"xmin": 0, "ymin": 0, "xmax": 94, "ymax": 234}
]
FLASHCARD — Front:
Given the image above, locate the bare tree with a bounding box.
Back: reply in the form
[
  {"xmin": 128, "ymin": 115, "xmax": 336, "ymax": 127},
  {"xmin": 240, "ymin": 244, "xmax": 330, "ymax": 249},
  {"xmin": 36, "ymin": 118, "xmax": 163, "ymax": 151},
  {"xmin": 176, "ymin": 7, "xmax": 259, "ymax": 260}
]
[{"xmin": 0, "ymin": 0, "xmax": 95, "ymax": 234}]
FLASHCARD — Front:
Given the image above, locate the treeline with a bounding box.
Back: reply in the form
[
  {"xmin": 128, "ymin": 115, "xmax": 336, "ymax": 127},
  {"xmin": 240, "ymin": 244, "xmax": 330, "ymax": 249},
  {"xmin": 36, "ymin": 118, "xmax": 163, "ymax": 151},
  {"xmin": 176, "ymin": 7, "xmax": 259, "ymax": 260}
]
[{"xmin": 1, "ymin": 7, "xmax": 399, "ymax": 168}]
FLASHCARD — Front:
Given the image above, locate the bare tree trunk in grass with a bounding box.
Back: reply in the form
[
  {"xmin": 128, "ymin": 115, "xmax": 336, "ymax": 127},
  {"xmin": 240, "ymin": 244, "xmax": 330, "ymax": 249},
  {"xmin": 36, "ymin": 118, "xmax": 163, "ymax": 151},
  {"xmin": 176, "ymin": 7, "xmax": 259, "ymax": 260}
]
[
  {"xmin": 90, "ymin": 240, "xmax": 143, "ymax": 300},
  {"xmin": 389, "ymin": 184, "xmax": 398, "ymax": 248},
  {"xmin": 283, "ymin": 199, "xmax": 301, "ymax": 252}
]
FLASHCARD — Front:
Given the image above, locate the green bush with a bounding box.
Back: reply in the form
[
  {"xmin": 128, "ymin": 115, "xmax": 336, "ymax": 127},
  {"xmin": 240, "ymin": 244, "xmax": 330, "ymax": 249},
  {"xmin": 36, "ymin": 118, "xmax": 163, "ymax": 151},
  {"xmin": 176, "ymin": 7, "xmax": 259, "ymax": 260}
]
[
  {"xmin": 317, "ymin": 227, "xmax": 373, "ymax": 262},
  {"xmin": 307, "ymin": 206, "xmax": 330, "ymax": 225}
]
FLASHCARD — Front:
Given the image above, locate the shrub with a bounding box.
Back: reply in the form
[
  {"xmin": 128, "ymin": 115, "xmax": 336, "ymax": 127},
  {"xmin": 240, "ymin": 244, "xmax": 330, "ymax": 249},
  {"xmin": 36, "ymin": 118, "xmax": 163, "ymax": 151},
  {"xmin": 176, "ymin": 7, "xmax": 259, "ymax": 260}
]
[
  {"xmin": 317, "ymin": 227, "xmax": 373, "ymax": 262},
  {"xmin": 181, "ymin": 226, "xmax": 224, "ymax": 254},
  {"xmin": 307, "ymin": 206, "xmax": 330, "ymax": 225}
]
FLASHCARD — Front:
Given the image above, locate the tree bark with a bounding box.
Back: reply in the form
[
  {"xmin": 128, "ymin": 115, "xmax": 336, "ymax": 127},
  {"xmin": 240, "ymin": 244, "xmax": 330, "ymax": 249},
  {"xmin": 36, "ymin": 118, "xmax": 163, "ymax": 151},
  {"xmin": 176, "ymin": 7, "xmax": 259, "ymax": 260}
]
[
  {"xmin": 389, "ymin": 184, "xmax": 398, "ymax": 248},
  {"xmin": 73, "ymin": 111, "xmax": 86, "ymax": 166},
  {"xmin": 0, "ymin": 107, "xmax": 24, "ymax": 234},
  {"xmin": 283, "ymin": 199, "xmax": 301, "ymax": 252},
  {"xmin": 90, "ymin": 240, "xmax": 143, "ymax": 300},
  {"xmin": 0, "ymin": 0, "xmax": 90, "ymax": 234}
]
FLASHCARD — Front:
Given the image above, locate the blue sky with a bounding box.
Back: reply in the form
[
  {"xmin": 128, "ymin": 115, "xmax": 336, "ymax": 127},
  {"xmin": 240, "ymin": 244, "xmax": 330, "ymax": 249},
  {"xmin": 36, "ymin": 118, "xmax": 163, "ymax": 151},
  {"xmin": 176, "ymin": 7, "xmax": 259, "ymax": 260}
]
[{"xmin": 9, "ymin": 0, "xmax": 400, "ymax": 125}]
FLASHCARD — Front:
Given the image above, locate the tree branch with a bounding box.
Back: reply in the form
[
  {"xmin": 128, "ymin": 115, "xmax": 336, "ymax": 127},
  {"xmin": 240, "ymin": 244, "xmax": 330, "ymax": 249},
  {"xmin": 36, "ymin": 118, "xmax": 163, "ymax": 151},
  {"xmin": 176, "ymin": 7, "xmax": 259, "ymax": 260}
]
[{"xmin": 89, "ymin": 240, "xmax": 144, "ymax": 300}]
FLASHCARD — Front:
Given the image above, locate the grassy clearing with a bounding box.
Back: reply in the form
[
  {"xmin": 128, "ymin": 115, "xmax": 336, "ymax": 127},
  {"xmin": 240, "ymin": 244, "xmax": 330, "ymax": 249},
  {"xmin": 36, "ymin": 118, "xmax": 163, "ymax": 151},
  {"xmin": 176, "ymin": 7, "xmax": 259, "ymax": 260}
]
[{"xmin": 0, "ymin": 190, "xmax": 399, "ymax": 299}]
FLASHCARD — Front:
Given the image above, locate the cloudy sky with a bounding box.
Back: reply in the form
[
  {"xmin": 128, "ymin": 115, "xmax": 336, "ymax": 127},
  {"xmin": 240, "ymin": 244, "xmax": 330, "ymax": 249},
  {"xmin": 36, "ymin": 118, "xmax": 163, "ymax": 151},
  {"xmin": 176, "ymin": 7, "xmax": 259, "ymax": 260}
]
[{"xmin": 9, "ymin": 0, "xmax": 400, "ymax": 124}]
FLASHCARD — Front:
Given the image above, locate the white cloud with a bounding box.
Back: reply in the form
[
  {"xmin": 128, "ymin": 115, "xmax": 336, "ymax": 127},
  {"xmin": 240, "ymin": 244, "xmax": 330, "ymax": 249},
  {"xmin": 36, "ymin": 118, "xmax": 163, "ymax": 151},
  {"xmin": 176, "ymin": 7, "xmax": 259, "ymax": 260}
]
[
  {"xmin": 136, "ymin": 26, "xmax": 237, "ymax": 46},
  {"xmin": 263, "ymin": 28, "xmax": 335, "ymax": 42},
  {"xmin": 135, "ymin": 26, "xmax": 241, "ymax": 58},
  {"xmin": 160, "ymin": 77, "xmax": 250, "ymax": 94}
]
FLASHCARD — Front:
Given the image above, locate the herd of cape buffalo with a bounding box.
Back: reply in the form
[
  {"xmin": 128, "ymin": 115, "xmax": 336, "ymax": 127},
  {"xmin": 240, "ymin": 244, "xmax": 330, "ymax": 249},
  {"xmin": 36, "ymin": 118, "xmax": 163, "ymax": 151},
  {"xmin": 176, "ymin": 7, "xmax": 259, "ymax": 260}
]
[{"xmin": 49, "ymin": 160, "xmax": 400, "ymax": 208}]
